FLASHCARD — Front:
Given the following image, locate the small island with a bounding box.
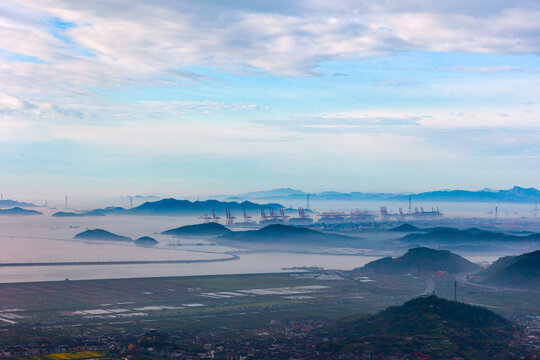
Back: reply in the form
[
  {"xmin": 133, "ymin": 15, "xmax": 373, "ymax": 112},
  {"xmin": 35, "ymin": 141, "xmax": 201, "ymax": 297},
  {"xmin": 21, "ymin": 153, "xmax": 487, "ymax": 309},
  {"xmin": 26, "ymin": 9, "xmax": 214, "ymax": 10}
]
[
  {"xmin": 0, "ymin": 207, "xmax": 43, "ymax": 216},
  {"xmin": 53, "ymin": 210, "xmax": 105, "ymax": 217},
  {"xmin": 74, "ymin": 229, "xmax": 132, "ymax": 242},
  {"xmin": 134, "ymin": 236, "xmax": 159, "ymax": 247},
  {"xmin": 162, "ymin": 222, "xmax": 232, "ymax": 237},
  {"xmin": 219, "ymin": 224, "xmax": 352, "ymax": 243},
  {"xmin": 53, "ymin": 211, "xmax": 83, "ymax": 217}
]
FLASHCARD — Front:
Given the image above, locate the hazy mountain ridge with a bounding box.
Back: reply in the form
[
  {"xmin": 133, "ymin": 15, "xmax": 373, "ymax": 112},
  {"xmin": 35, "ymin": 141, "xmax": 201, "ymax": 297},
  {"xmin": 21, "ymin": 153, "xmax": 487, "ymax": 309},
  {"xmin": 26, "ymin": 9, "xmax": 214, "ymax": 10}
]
[
  {"xmin": 64, "ymin": 199, "xmax": 284, "ymax": 217},
  {"xmin": 0, "ymin": 200, "xmax": 37, "ymax": 208},
  {"xmin": 359, "ymin": 247, "xmax": 480, "ymax": 274},
  {"xmin": 480, "ymin": 250, "xmax": 540, "ymax": 290},
  {"xmin": 53, "ymin": 210, "xmax": 105, "ymax": 217},
  {"xmin": 0, "ymin": 207, "xmax": 43, "ymax": 215},
  {"xmin": 390, "ymin": 223, "xmax": 421, "ymax": 232},
  {"xmin": 223, "ymin": 186, "xmax": 540, "ymax": 203},
  {"xmin": 401, "ymin": 228, "xmax": 540, "ymax": 244}
]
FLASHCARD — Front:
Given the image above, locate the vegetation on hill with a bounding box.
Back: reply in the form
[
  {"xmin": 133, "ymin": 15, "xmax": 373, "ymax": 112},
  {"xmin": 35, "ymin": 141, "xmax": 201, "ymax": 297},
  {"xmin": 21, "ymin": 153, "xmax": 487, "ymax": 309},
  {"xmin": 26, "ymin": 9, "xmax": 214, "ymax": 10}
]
[
  {"xmin": 162, "ymin": 222, "xmax": 232, "ymax": 237},
  {"xmin": 322, "ymin": 295, "xmax": 520, "ymax": 359},
  {"xmin": 359, "ymin": 247, "xmax": 480, "ymax": 274},
  {"xmin": 481, "ymin": 250, "xmax": 540, "ymax": 290},
  {"xmin": 134, "ymin": 236, "xmax": 159, "ymax": 246},
  {"xmin": 74, "ymin": 229, "xmax": 132, "ymax": 242}
]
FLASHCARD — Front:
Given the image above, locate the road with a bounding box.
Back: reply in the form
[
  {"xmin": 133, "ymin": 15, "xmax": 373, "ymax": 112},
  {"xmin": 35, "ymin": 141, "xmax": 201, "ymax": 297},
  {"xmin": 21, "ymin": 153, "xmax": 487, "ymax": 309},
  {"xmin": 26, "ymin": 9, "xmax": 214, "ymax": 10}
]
[
  {"xmin": 421, "ymin": 278, "xmax": 435, "ymax": 296},
  {"xmin": 454, "ymin": 273, "xmax": 533, "ymax": 293}
]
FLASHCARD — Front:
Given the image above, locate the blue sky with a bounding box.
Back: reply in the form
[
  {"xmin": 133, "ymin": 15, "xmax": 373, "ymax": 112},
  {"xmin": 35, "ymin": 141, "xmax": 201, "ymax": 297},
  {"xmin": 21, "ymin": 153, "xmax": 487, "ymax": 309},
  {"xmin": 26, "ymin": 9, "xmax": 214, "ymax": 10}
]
[{"xmin": 1, "ymin": 0, "xmax": 539, "ymax": 200}]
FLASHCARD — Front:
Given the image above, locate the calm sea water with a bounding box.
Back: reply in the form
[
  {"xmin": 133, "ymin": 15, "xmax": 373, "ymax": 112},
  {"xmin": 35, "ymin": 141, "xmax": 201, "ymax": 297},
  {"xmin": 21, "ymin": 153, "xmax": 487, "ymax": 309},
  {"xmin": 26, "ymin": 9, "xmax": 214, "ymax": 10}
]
[
  {"xmin": 0, "ymin": 212, "xmax": 379, "ymax": 283},
  {"xmin": 0, "ymin": 252, "xmax": 379, "ymax": 283},
  {"xmin": 0, "ymin": 208, "xmax": 535, "ymax": 283}
]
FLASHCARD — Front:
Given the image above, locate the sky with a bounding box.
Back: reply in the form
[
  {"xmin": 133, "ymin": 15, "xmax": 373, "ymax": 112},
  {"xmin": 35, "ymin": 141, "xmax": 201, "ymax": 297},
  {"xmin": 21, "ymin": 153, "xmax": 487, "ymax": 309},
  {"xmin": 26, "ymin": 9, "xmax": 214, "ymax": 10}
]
[{"xmin": 1, "ymin": 0, "xmax": 539, "ymax": 201}]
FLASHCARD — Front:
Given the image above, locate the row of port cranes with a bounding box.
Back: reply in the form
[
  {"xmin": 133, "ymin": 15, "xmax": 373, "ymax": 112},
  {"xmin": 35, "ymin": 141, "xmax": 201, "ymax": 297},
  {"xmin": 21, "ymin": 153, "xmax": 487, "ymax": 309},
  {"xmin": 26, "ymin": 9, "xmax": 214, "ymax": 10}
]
[
  {"xmin": 380, "ymin": 206, "xmax": 442, "ymax": 220},
  {"xmin": 199, "ymin": 207, "xmax": 314, "ymax": 227},
  {"xmin": 380, "ymin": 195, "xmax": 442, "ymax": 220},
  {"xmin": 200, "ymin": 197, "xmax": 441, "ymax": 227},
  {"xmin": 201, "ymin": 206, "xmax": 440, "ymax": 227},
  {"xmin": 257, "ymin": 207, "xmax": 315, "ymax": 226}
]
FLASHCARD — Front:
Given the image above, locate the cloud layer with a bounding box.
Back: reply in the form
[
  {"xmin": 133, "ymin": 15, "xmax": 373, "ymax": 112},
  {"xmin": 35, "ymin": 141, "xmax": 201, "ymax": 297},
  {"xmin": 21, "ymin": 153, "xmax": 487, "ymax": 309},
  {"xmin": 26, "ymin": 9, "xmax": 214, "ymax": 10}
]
[{"xmin": 1, "ymin": 0, "xmax": 539, "ymax": 196}]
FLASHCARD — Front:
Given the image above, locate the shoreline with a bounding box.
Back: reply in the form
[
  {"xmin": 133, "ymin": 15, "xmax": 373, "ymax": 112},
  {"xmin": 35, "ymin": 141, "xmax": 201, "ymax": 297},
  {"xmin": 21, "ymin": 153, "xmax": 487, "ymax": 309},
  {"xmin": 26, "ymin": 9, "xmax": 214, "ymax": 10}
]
[{"xmin": 0, "ymin": 254, "xmax": 239, "ymax": 267}]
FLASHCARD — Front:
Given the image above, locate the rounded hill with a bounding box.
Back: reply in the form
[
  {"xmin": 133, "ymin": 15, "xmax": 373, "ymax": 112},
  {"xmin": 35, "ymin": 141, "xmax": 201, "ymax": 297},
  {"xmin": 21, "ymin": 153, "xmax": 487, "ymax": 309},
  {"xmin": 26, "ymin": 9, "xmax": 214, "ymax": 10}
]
[
  {"xmin": 360, "ymin": 247, "xmax": 480, "ymax": 274},
  {"xmin": 325, "ymin": 295, "xmax": 519, "ymax": 359},
  {"xmin": 134, "ymin": 236, "xmax": 159, "ymax": 246},
  {"xmin": 74, "ymin": 229, "xmax": 132, "ymax": 242},
  {"xmin": 162, "ymin": 222, "xmax": 232, "ymax": 237}
]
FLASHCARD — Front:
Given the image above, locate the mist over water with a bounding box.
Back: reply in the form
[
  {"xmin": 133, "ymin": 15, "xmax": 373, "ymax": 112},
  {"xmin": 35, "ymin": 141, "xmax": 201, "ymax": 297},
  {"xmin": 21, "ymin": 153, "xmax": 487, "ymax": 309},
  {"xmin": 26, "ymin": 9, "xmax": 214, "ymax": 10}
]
[{"xmin": 0, "ymin": 200, "xmax": 538, "ymax": 283}]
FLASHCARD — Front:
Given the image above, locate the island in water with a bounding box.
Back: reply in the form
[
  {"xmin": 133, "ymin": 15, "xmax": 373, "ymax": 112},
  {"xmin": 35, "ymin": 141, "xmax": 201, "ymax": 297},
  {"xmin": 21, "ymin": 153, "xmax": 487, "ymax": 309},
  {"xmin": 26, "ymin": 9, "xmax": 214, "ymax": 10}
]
[
  {"xmin": 162, "ymin": 222, "xmax": 232, "ymax": 237},
  {"xmin": 134, "ymin": 236, "xmax": 159, "ymax": 246},
  {"xmin": 0, "ymin": 207, "xmax": 43, "ymax": 216},
  {"xmin": 74, "ymin": 229, "xmax": 132, "ymax": 242}
]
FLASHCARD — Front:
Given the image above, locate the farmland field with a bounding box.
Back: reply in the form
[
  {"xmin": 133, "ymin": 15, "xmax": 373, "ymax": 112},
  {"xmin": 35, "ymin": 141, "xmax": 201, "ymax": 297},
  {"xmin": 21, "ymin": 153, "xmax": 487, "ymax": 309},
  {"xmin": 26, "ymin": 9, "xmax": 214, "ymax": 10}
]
[{"xmin": 0, "ymin": 271, "xmax": 537, "ymax": 345}]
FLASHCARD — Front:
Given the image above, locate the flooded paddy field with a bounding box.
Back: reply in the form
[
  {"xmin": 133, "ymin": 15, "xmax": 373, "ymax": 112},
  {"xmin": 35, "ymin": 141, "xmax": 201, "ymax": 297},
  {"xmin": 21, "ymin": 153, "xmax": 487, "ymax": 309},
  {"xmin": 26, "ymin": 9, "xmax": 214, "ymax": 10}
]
[
  {"xmin": 0, "ymin": 272, "xmax": 424, "ymax": 343},
  {"xmin": 0, "ymin": 270, "xmax": 537, "ymax": 345}
]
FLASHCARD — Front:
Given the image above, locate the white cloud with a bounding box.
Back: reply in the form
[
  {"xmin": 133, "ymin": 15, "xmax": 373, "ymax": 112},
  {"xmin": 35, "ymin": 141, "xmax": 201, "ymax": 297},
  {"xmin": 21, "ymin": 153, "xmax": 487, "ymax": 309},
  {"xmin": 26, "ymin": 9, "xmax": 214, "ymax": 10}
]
[
  {"xmin": 2, "ymin": 1, "xmax": 540, "ymax": 79},
  {"xmin": 442, "ymin": 66, "xmax": 538, "ymax": 73},
  {"xmin": 0, "ymin": 0, "xmax": 538, "ymax": 122},
  {"xmin": 0, "ymin": 0, "xmax": 539, "ymax": 180}
]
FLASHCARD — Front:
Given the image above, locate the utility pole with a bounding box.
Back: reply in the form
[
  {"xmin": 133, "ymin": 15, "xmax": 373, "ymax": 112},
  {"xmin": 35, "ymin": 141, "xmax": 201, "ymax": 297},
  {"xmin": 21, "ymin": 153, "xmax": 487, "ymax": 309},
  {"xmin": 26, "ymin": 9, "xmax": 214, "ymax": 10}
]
[{"xmin": 453, "ymin": 280, "xmax": 457, "ymax": 302}]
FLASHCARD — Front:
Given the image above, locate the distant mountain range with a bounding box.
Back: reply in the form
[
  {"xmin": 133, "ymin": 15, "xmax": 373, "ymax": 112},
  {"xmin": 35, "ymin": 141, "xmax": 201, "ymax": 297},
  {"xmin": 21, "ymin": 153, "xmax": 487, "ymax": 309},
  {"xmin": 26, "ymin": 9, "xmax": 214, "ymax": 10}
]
[
  {"xmin": 0, "ymin": 207, "xmax": 43, "ymax": 216},
  {"xmin": 480, "ymin": 250, "xmax": 540, "ymax": 290},
  {"xmin": 324, "ymin": 295, "xmax": 520, "ymax": 359},
  {"xmin": 0, "ymin": 200, "xmax": 37, "ymax": 208},
  {"xmin": 221, "ymin": 186, "xmax": 540, "ymax": 203},
  {"xmin": 89, "ymin": 198, "xmax": 284, "ymax": 216},
  {"xmin": 359, "ymin": 247, "xmax": 480, "ymax": 274}
]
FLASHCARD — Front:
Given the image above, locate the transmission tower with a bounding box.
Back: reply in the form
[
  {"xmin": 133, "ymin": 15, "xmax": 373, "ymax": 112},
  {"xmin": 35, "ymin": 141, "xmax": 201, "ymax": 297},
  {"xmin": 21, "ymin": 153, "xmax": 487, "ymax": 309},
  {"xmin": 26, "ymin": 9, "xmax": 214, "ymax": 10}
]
[{"xmin": 532, "ymin": 201, "xmax": 540, "ymax": 218}]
